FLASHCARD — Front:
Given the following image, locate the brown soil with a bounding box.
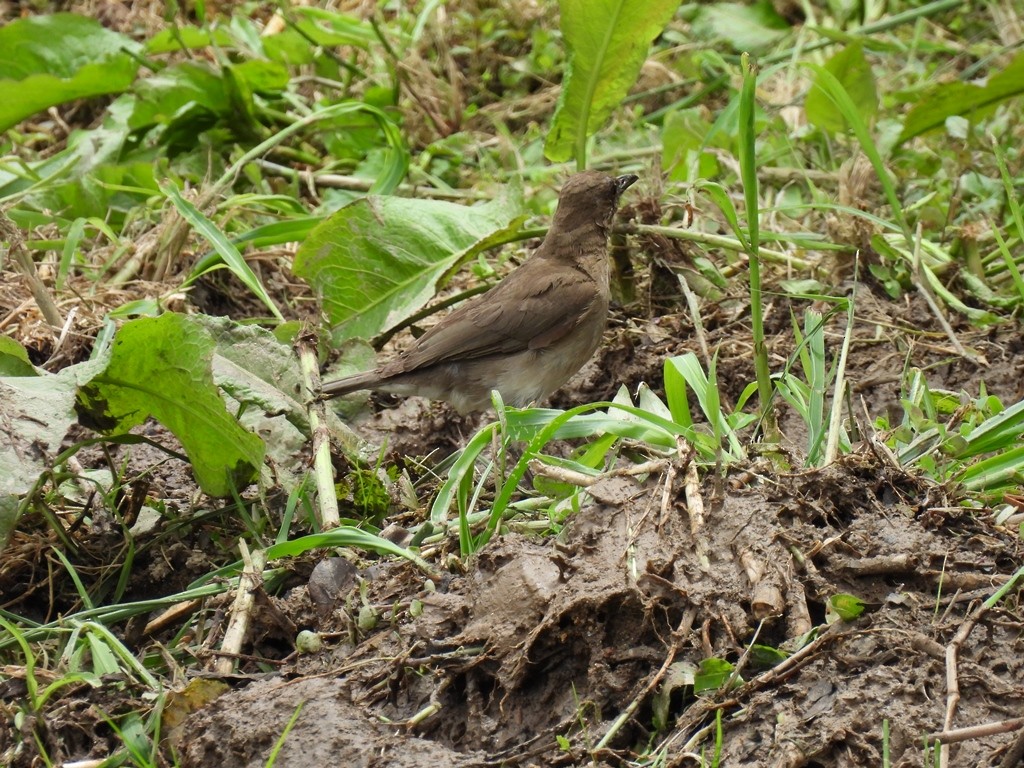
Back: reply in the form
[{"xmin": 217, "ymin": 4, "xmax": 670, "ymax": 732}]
[
  {"xmin": 173, "ymin": 455, "xmax": 1024, "ymax": 768},
  {"xmin": 5, "ymin": 280, "xmax": 1022, "ymax": 767}
]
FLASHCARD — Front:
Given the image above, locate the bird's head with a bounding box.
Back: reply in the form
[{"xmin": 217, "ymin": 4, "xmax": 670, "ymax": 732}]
[{"xmin": 551, "ymin": 170, "xmax": 639, "ymax": 233}]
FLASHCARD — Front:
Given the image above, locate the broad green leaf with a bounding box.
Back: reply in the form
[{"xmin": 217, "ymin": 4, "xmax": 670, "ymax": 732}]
[
  {"xmin": 0, "ymin": 356, "xmax": 107, "ymax": 511},
  {"xmin": 899, "ymin": 51, "xmax": 1024, "ymax": 144},
  {"xmin": 544, "ymin": 0, "xmax": 678, "ymax": 166},
  {"xmin": 199, "ymin": 315, "xmax": 375, "ymax": 490},
  {"xmin": 127, "ymin": 60, "xmax": 284, "ymax": 150},
  {"xmin": 293, "ymin": 190, "xmax": 526, "ymax": 340},
  {"xmin": 76, "ymin": 313, "xmax": 264, "ymax": 496},
  {"xmin": 749, "ymin": 645, "xmax": 788, "ymax": 668},
  {"xmin": 0, "ymin": 369, "xmax": 80, "ymax": 496},
  {"xmin": 805, "ymin": 43, "xmax": 878, "ymax": 134},
  {"xmin": 231, "ymin": 60, "xmax": 290, "ymax": 94},
  {"xmin": 691, "ymin": 1, "xmax": 790, "ymax": 52},
  {"xmin": 0, "ymin": 14, "xmax": 141, "ymax": 132},
  {"xmin": 0, "ymin": 335, "xmax": 36, "ymax": 377},
  {"xmin": 128, "ymin": 62, "xmax": 228, "ymax": 132}
]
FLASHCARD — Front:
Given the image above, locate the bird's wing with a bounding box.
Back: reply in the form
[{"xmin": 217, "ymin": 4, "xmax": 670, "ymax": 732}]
[{"xmin": 386, "ymin": 261, "xmax": 599, "ymax": 374}]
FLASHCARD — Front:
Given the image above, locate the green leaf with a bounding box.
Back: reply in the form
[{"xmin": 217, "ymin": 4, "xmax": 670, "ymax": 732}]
[
  {"xmin": 805, "ymin": 43, "xmax": 878, "ymax": 134},
  {"xmin": 0, "ymin": 13, "xmax": 141, "ymax": 132},
  {"xmin": 231, "ymin": 59, "xmax": 290, "ymax": 94},
  {"xmin": 691, "ymin": 1, "xmax": 790, "ymax": 52},
  {"xmin": 803, "ymin": 62, "xmax": 912, "ymax": 244},
  {"xmin": 899, "ymin": 51, "xmax": 1024, "ymax": 144},
  {"xmin": 661, "ymin": 109, "xmax": 722, "ymax": 182},
  {"xmin": 0, "ymin": 335, "xmax": 37, "ymax": 377},
  {"xmin": 749, "ymin": 644, "xmax": 789, "ymax": 668},
  {"xmin": 954, "ymin": 398, "xmax": 1024, "ymax": 460},
  {"xmin": 293, "ymin": 190, "xmax": 526, "ymax": 340},
  {"xmin": 960, "ymin": 444, "xmax": 1024, "ymax": 493},
  {"xmin": 664, "ymin": 353, "xmax": 746, "ymax": 461},
  {"xmin": 144, "ymin": 25, "xmax": 235, "ymax": 55},
  {"xmin": 693, "ymin": 180, "xmax": 751, "ymax": 252},
  {"xmin": 694, "ymin": 658, "xmax": 738, "ymax": 693},
  {"xmin": 0, "ymin": 355, "xmax": 113, "ymax": 544},
  {"xmin": 544, "ymin": 0, "xmax": 678, "ymax": 166},
  {"xmin": 164, "ymin": 182, "xmax": 284, "ymax": 322},
  {"xmin": 828, "ymin": 593, "xmax": 866, "ymax": 622},
  {"xmin": 0, "ymin": 364, "xmax": 93, "ymax": 496},
  {"xmin": 128, "ymin": 61, "xmax": 227, "ymax": 127},
  {"xmin": 76, "ymin": 313, "xmax": 265, "ymax": 496},
  {"xmin": 0, "ymin": 494, "xmax": 18, "ymax": 550},
  {"xmin": 262, "ymin": 9, "xmax": 377, "ymax": 65},
  {"xmin": 192, "ymin": 528, "xmax": 437, "ymax": 588},
  {"xmin": 200, "ymin": 315, "xmax": 330, "ymax": 492}
]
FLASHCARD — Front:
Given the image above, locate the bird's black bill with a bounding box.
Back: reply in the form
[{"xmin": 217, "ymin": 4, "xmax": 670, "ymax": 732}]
[{"xmin": 615, "ymin": 174, "xmax": 639, "ymax": 197}]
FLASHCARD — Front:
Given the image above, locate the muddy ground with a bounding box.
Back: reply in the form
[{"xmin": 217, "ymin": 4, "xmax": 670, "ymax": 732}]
[{"xmin": 2, "ymin": 267, "xmax": 1023, "ymax": 768}]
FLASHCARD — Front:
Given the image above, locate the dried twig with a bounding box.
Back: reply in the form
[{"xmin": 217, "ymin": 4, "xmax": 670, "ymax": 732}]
[
  {"xmin": 679, "ymin": 439, "xmax": 710, "ymax": 572},
  {"xmin": 1, "ymin": 211, "xmax": 63, "ymax": 327},
  {"xmin": 215, "ymin": 540, "xmax": 266, "ymax": 675},
  {"xmin": 527, "ymin": 458, "xmax": 670, "ymax": 488},
  {"xmin": 253, "ymin": 159, "xmax": 487, "ymax": 201},
  {"xmin": 938, "ymin": 600, "xmax": 989, "ymax": 768},
  {"xmin": 927, "ymin": 716, "xmax": 1024, "ymax": 745}
]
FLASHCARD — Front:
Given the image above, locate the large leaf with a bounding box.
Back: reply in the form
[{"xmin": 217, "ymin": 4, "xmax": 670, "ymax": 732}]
[
  {"xmin": 898, "ymin": 50, "xmax": 1024, "ymax": 144},
  {"xmin": 544, "ymin": 0, "xmax": 678, "ymax": 165},
  {"xmin": 76, "ymin": 314, "xmax": 265, "ymax": 496},
  {"xmin": 805, "ymin": 43, "xmax": 878, "ymax": 134},
  {"xmin": 691, "ymin": 1, "xmax": 790, "ymax": 53},
  {"xmin": 293, "ymin": 191, "xmax": 526, "ymax": 341},
  {"xmin": 129, "ymin": 60, "xmax": 287, "ymax": 151},
  {"xmin": 128, "ymin": 62, "xmax": 231, "ymax": 132},
  {"xmin": 0, "ymin": 364, "xmax": 94, "ymax": 496},
  {"xmin": 200, "ymin": 315, "xmax": 375, "ymax": 487},
  {"xmin": 0, "ymin": 13, "xmax": 141, "ymax": 132}
]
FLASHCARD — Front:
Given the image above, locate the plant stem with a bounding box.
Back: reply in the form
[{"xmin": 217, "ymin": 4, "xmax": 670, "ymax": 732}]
[{"xmin": 737, "ymin": 54, "xmax": 777, "ymax": 439}]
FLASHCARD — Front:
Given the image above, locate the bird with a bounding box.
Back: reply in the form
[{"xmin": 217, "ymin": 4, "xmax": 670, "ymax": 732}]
[{"xmin": 321, "ymin": 170, "xmax": 639, "ymax": 413}]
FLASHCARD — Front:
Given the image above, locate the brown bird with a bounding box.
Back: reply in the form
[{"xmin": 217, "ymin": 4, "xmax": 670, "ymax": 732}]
[{"xmin": 321, "ymin": 170, "xmax": 639, "ymax": 413}]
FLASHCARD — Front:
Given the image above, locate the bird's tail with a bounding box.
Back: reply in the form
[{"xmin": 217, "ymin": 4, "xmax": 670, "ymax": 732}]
[{"xmin": 320, "ymin": 370, "xmax": 381, "ymax": 399}]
